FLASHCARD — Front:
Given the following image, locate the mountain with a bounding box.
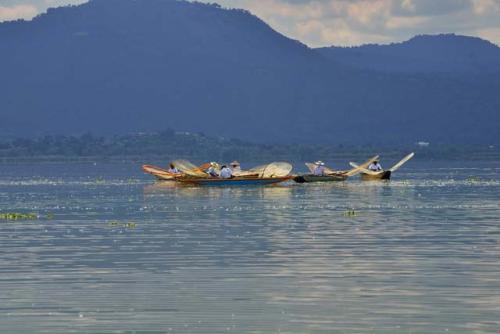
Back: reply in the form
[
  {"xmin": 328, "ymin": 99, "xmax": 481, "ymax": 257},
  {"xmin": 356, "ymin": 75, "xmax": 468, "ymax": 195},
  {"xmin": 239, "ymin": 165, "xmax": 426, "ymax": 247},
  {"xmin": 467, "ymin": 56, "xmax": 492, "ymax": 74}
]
[
  {"xmin": 1, "ymin": 0, "xmax": 499, "ymax": 145},
  {"xmin": 317, "ymin": 34, "xmax": 500, "ymax": 74}
]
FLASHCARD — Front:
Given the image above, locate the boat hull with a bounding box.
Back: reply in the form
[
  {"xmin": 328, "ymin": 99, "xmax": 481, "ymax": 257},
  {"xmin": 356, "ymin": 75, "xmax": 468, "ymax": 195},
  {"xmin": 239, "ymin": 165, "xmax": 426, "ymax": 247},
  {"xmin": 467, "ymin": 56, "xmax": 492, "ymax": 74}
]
[
  {"xmin": 294, "ymin": 174, "xmax": 347, "ymax": 183},
  {"xmin": 360, "ymin": 170, "xmax": 392, "ymax": 180},
  {"xmin": 177, "ymin": 176, "xmax": 292, "ymax": 186}
]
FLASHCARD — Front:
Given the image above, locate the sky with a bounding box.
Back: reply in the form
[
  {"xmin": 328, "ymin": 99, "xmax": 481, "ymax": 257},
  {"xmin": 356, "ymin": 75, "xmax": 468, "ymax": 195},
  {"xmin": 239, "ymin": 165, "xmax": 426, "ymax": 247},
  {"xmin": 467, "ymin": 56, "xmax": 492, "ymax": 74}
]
[{"xmin": 1, "ymin": 0, "xmax": 499, "ymax": 47}]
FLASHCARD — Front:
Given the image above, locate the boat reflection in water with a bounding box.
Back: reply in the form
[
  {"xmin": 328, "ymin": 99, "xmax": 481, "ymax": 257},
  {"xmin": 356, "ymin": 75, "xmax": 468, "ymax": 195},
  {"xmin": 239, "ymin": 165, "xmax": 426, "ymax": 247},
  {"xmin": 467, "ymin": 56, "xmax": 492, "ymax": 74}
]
[{"xmin": 143, "ymin": 180, "xmax": 295, "ymax": 201}]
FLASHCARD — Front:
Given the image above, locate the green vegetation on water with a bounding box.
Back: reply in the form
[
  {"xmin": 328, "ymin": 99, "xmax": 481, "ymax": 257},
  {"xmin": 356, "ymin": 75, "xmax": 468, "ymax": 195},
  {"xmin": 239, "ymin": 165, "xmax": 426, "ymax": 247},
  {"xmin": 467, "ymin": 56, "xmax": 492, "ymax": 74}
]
[
  {"xmin": 343, "ymin": 209, "xmax": 357, "ymax": 217},
  {"xmin": 0, "ymin": 212, "xmax": 38, "ymax": 220}
]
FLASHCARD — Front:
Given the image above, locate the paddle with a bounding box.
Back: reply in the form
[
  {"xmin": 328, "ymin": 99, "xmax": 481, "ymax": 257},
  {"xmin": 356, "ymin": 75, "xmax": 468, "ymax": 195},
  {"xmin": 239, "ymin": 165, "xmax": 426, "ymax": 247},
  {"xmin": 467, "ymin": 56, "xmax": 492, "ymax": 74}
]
[
  {"xmin": 349, "ymin": 162, "xmax": 381, "ymax": 175},
  {"xmin": 388, "ymin": 153, "xmax": 415, "ymax": 172},
  {"xmin": 344, "ymin": 155, "xmax": 379, "ymax": 176},
  {"xmin": 349, "ymin": 162, "xmax": 384, "ymax": 175}
]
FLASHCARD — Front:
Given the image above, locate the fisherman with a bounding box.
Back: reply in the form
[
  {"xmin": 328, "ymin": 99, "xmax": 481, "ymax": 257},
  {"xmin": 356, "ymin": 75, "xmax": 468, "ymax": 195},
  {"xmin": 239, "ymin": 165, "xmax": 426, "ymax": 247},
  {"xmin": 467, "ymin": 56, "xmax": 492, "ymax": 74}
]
[
  {"xmin": 206, "ymin": 162, "xmax": 219, "ymax": 177},
  {"xmin": 230, "ymin": 161, "xmax": 241, "ymax": 173},
  {"xmin": 219, "ymin": 165, "xmax": 233, "ymax": 179},
  {"xmin": 368, "ymin": 160, "xmax": 383, "ymax": 171},
  {"xmin": 313, "ymin": 161, "xmax": 326, "ymax": 176},
  {"xmin": 167, "ymin": 163, "xmax": 180, "ymax": 174}
]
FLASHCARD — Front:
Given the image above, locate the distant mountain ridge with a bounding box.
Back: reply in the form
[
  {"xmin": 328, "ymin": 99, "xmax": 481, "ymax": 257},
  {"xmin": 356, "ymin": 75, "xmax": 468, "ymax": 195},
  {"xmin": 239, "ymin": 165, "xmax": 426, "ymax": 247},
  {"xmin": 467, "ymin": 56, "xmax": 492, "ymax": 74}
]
[
  {"xmin": 1, "ymin": 0, "xmax": 499, "ymax": 145},
  {"xmin": 317, "ymin": 34, "xmax": 500, "ymax": 74}
]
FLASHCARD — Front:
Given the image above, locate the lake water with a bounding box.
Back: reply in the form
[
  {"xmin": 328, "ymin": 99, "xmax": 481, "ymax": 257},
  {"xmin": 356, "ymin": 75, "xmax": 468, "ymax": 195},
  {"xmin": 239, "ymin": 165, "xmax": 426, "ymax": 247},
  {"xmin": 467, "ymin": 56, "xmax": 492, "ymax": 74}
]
[{"xmin": 0, "ymin": 159, "xmax": 499, "ymax": 333}]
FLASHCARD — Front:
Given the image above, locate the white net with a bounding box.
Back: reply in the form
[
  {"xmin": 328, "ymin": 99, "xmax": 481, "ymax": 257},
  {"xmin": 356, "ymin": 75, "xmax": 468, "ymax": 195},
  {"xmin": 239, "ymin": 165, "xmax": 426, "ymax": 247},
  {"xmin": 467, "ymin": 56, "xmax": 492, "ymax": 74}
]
[
  {"xmin": 171, "ymin": 160, "xmax": 208, "ymax": 177},
  {"xmin": 306, "ymin": 162, "xmax": 343, "ymax": 175},
  {"xmin": 261, "ymin": 162, "xmax": 293, "ymax": 178},
  {"xmin": 232, "ymin": 170, "xmax": 260, "ymax": 177},
  {"xmin": 247, "ymin": 164, "xmax": 268, "ymax": 176}
]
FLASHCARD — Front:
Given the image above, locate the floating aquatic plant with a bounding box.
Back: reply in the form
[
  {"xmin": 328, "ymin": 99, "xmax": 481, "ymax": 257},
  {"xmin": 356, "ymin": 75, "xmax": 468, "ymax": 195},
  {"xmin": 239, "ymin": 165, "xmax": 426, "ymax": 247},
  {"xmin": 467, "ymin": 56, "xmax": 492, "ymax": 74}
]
[
  {"xmin": 0, "ymin": 212, "xmax": 38, "ymax": 220},
  {"xmin": 343, "ymin": 209, "xmax": 357, "ymax": 217},
  {"xmin": 95, "ymin": 176, "xmax": 105, "ymax": 184},
  {"xmin": 467, "ymin": 176, "xmax": 481, "ymax": 183},
  {"xmin": 107, "ymin": 221, "xmax": 137, "ymax": 228}
]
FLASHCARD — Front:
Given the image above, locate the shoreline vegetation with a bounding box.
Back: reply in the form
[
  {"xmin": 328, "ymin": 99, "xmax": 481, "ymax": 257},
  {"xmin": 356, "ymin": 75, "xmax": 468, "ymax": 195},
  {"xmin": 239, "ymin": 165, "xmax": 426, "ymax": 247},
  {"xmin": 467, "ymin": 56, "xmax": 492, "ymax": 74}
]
[{"xmin": 0, "ymin": 131, "xmax": 498, "ymax": 163}]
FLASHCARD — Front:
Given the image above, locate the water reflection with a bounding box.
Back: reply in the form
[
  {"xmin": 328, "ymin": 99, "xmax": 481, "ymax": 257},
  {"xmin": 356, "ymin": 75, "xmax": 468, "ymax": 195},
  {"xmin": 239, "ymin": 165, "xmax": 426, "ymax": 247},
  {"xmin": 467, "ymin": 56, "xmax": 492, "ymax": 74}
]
[{"xmin": 144, "ymin": 181, "xmax": 294, "ymax": 200}]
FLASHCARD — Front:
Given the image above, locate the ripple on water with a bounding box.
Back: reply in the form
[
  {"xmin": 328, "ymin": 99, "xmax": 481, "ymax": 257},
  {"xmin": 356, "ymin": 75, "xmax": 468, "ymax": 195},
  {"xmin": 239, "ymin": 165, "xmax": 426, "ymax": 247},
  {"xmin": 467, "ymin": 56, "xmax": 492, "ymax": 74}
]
[{"xmin": 0, "ymin": 162, "xmax": 499, "ymax": 333}]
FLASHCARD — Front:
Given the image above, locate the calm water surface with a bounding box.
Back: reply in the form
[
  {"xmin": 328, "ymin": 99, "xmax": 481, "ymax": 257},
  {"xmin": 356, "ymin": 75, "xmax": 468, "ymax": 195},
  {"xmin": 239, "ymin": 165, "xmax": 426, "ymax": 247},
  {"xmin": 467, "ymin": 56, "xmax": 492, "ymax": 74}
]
[{"xmin": 0, "ymin": 160, "xmax": 499, "ymax": 333}]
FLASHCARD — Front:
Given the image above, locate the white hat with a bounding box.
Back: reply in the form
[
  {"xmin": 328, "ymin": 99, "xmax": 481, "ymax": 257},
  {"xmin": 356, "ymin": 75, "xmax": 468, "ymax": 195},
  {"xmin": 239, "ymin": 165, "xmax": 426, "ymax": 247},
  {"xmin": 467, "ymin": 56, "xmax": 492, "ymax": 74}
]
[{"xmin": 315, "ymin": 161, "xmax": 325, "ymax": 166}]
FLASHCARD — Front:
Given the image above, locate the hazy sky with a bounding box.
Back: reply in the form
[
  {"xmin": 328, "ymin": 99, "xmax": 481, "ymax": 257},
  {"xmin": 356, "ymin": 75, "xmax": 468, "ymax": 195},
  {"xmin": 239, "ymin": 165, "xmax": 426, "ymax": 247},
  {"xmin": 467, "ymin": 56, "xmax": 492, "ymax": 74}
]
[{"xmin": 1, "ymin": 0, "xmax": 499, "ymax": 47}]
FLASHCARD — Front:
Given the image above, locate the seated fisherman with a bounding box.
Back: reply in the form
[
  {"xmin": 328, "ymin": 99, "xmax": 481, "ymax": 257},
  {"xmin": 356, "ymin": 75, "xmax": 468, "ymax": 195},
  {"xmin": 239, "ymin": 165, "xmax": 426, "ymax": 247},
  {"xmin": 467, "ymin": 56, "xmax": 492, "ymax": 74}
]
[
  {"xmin": 313, "ymin": 161, "xmax": 326, "ymax": 176},
  {"xmin": 206, "ymin": 162, "xmax": 219, "ymax": 177},
  {"xmin": 230, "ymin": 161, "xmax": 241, "ymax": 173},
  {"xmin": 219, "ymin": 165, "xmax": 233, "ymax": 179},
  {"xmin": 167, "ymin": 163, "xmax": 180, "ymax": 174},
  {"xmin": 368, "ymin": 160, "xmax": 383, "ymax": 171}
]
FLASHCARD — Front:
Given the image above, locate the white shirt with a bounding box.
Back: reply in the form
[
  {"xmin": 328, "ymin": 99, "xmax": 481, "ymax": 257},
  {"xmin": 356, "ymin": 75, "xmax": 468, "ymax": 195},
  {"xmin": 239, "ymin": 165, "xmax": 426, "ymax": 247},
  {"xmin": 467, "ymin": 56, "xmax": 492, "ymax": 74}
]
[
  {"xmin": 207, "ymin": 166, "xmax": 218, "ymax": 177},
  {"xmin": 220, "ymin": 167, "xmax": 233, "ymax": 179},
  {"xmin": 368, "ymin": 163, "xmax": 382, "ymax": 171},
  {"xmin": 313, "ymin": 165, "xmax": 325, "ymax": 176}
]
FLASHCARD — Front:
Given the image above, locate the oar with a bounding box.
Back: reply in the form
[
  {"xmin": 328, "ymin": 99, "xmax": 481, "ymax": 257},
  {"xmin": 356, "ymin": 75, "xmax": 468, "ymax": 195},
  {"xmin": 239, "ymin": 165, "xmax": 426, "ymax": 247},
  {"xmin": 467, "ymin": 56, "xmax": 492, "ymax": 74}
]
[
  {"xmin": 345, "ymin": 155, "xmax": 379, "ymax": 176},
  {"xmin": 388, "ymin": 152, "xmax": 415, "ymax": 172},
  {"xmin": 349, "ymin": 162, "xmax": 382, "ymax": 176}
]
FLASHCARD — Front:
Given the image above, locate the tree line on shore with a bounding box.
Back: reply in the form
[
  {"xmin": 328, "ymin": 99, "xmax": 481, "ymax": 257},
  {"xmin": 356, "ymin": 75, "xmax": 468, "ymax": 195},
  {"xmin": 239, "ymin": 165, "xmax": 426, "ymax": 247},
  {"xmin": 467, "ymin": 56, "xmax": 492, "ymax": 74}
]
[{"xmin": 0, "ymin": 131, "xmax": 497, "ymax": 162}]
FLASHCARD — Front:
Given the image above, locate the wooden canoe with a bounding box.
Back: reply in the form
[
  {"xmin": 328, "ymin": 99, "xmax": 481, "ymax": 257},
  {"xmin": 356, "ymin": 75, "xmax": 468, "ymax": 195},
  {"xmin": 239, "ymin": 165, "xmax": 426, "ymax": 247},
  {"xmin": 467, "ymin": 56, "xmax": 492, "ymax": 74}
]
[
  {"xmin": 176, "ymin": 176, "xmax": 293, "ymax": 186},
  {"xmin": 360, "ymin": 170, "xmax": 392, "ymax": 180},
  {"xmin": 352, "ymin": 153, "xmax": 414, "ymax": 181},
  {"xmin": 293, "ymin": 174, "xmax": 347, "ymax": 183}
]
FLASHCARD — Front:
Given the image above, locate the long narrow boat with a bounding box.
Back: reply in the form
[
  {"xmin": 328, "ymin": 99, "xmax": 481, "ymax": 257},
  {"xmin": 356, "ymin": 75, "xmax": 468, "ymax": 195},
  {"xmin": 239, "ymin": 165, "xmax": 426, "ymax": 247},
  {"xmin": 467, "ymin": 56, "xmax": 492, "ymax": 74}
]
[
  {"xmin": 350, "ymin": 153, "xmax": 415, "ymax": 181},
  {"xmin": 176, "ymin": 176, "xmax": 293, "ymax": 186},
  {"xmin": 294, "ymin": 155, "xmax": 379, "ymax": 183}
]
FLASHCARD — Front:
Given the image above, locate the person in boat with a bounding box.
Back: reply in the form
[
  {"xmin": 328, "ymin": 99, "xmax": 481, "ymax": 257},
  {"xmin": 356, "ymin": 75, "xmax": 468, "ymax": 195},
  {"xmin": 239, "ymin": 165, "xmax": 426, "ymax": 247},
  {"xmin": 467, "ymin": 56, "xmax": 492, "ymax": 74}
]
[
  {"xmin": 167, "ymin": 163, "xmax": 180, "ymax": 174},
  {"xmin": 219, "ymin": 165, "xmax": 233, "ymax": 179},
  {"xmin": 230, "ymin": 161, "xmax": 241, "ymax": 173},
  {"xmin": 313, "ymin": 161, "xmax": 326, "ymax": 176},
  {"xmin": 368, "ymin": 160, "xmax": 383, "ymax": 172},
  {"xmin": 205, "ymin": 162, "xmax": 219, "ymax": 177}
]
